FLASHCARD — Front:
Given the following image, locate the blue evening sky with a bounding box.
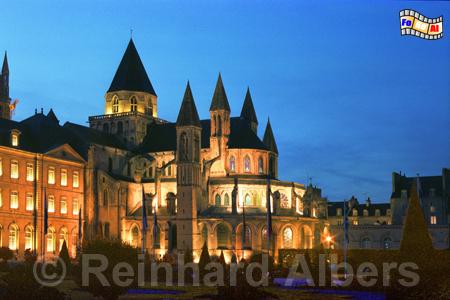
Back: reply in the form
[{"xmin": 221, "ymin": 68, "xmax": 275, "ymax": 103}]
[{"xmin": 1, "ymin": 1, "xmax": 449, "ymax": 202}]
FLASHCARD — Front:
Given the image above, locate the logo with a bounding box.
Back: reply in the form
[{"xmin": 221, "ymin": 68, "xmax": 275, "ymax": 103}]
[{"xmin": 400, "ymin": 9, "xmax": 443, "ymax": 40}]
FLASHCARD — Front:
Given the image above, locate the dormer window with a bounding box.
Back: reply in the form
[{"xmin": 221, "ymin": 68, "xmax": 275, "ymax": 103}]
[{"xmin": 10, "ymin": 129, "xmax": 20, "ymax": 147}]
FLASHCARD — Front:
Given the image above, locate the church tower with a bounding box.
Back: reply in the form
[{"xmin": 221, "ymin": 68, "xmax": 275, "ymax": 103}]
[
  {"xmin": 89, "ymin": 39, "xmax": 158, "ymax": 146},
  {"xmin": 240, "ymin": 87, "xmax": 258, "ymax": 134},
  {"xmin": 263, "ymin": 118, "xmax": 278, "ymax": 178},
  {"xmin": 209, "ymin": 73, "xmax": 231, "ymax": 164},
  {"xmin": 176, "ymin": 82, "xmax": 202, "ymax": 253},
  {"xmin": 0, "ymin": 52, "xmax": 11, "ymax": 120}
]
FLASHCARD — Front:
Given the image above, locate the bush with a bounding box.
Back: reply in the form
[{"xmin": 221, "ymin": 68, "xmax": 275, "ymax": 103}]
[
  {"xmin": 0, "ymin": 247, "xmax": 13, "ymax": 261},
  {"xmin": 75, "ymin": 239, "xmax": 139, "ymax": 300}
]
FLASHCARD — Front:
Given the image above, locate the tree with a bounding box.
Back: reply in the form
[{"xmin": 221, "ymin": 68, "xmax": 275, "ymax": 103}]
[
  {"xmin": 400, "ymin": 184, "xmax": 434, "ymax": 255},
  {"xmin": 58, "ymin": 240, "xmax": 71, "ymax": 274},
  {"xmin": 0, "ymin": 247, "xmax": 13, "ymax": 261},
  {"xmin": 75, "ymin": 239, "xmax": 138, "ymax": 300},
  {"xmin": 198, "ymin": 242, "xmax": 211, "ymax": 281}
]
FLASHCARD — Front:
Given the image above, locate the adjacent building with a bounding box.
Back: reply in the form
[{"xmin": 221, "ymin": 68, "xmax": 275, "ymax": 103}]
[{"xmin": 328, "ymin": 170, "xmax": 449, "ymax": 250}]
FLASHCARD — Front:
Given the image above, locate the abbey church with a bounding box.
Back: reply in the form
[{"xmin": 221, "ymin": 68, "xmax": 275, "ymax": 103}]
[{"xmin": 0, "ymin": 40, "xmax": 330, "ymax": 261}]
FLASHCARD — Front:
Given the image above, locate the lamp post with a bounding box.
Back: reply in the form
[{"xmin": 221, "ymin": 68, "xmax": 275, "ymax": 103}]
[{"xmin": 343, "ymin": 196, "xmax": 357, "ymax": 279}]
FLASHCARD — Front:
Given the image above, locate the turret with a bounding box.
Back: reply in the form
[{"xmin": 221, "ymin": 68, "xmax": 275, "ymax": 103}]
[
  {"xmin": 240, "ymin": 87, "xmax": 258, "ymax": 133},
  {"xmin": 209, "ymin": 73, "xmax": 231, "ymax": 137},
  {"xmin": 175, "ymin": 82, "xmax": 202, "ymax": 253},
  {"xmin": 263, "ymin": 118, "xmax": 278, "ymax": 178},
  {"xmin": 89, "ymin": 39, "xmax": 157, "ymax": 146},
  {"xmin": 0, "ymin": 52, "xmax": 11, "ymax": 119}
]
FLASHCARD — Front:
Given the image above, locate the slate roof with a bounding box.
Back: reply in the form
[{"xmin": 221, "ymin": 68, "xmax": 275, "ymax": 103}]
[
  {"xmin": 63, "ymin": 122, "xmax": 128, "ymax": 157},
  {"xmin": 391, "ymin": 173, "xmax": 445, "ymax": 198},
  {"xmin": 240, "ymin": 88, "xmax": 258, "ymax": 124},
  {"xmin": 263, "ymin": 118, "xmax": 278, "ymax": 154},
  {"xmin": 0, "ymin": 112, "xmax": 86, "ymax": 157},
  {"xmin": 176, "ymin": 82, "xmax": 201, "ymax": 127},
  {"xmin": 107, "ymin": 39, "xmax": 156, "ymax": 95},
  {"xmin": 328, "ymin": 201, "xmax": 391, "ymax": 217},
  {"xmin": 139, "ymin": 117, "xmax": 268, "ymax": 153},
  {"xmin": 2, "ymin": 52, "xmax": 8, "ymax": 74},
  {"xmin": 209, "ymin": 74, "xmax": 231, "ymax": 111}
]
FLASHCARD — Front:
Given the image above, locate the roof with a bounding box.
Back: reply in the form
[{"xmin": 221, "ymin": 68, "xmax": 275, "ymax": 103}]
[
  {"xmin": 0, "ymin": 112, "xmax": 88, "ymax": 157},
  {"xmin": 107, "ymin": 39, "xmax": 156, "ymax": 95},
  {"xmin": 176, "ymin": 82, "xmax": 201, "ymax": 127},
  {"xmin": 209, "ymin": 73, "xmax": 230, "ymax": 111},
  {"xmin": 263, "ymin": 118, "xmax": 278, "ymax": 154},
  {"xmin": 139, "ymin": 117, "xmax": 268, "ymax": 153},
  {"xmin": 63, "ymin": 122, "xmax": 128, "ymax": 157},
  {"xmin": 240, "ymin": 88, "xmax": 258, "ymax": 124},
  {"xmin": 328, "ymin": 201, "xmax": 391, "ymax": 217},
  {"xmin": 391, "ymin": 172, "xmax": 445, "ymax": 198},
  {"xmin": 2, "ymin": 52, "xmax": 8, "ymax": 74}
]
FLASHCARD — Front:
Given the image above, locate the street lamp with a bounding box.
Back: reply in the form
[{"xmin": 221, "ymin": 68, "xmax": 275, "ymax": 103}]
[{"xmin": 343, "ymin": 196, "xmax": 357, "ymax": 279}]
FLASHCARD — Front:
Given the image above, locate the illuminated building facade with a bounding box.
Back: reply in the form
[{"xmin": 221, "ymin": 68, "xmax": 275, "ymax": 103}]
[{"xmin": 0, "ymin": 41, "xmax": 330, "ymax": 260}]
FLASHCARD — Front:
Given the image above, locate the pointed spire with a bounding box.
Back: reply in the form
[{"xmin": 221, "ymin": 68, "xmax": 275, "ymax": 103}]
[
  {"xmin": 2, "ymin": 52, "xmax": 8, "ymax": 75},
  {"xmin": 263, "ymin": 118, "xmax": 278, "ymax": 154},
  {"xmin": 176, "ymin": 82, "xmax": 201, "ymax": 127},
  {"xmin": 47, "ymin": 109, "xmax": 59, "ymax": 124},
  {"xmin": 240, "ymin": 87, "xmax": 258, "ymax": 125},
  {"xmin": 108, "ymin": 39, "xmax": 156, "ymax": 95},
  {"xmin": 209, "ymin": 73, "xmax": 230, "ymax": 111}
]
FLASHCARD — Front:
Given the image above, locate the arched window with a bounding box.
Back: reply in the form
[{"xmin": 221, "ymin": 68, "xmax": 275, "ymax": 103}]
[
  {"xmin": 218, "ymin": 115, "xmax": 222, "ymax": 136},
  {"xmin": 224, "ymin": 194, "xmax": 230, "ymax": 206},
  {"xmin": 269, "ymin": 156, "xmax": 275, "ymax": 177},
  {"xmin": 102, "ymin": 123, "xmax": 109, "ymax": 133},
  {"xmin": 202, "ymin": 225, "xmax": 208, "ymax": 247},
  {"xmin": 383, "ymin": 237, "xmax": 392, "ymax": 249},
  {"xmin": 59, "ymin": 228, "xmax": 68, "ymax": 251},
  {"xmin": 103, "ymin": 190, "xmax": 108, "ymax": 206},
  {"xmin": 280, "ymin": 193, "xmax": 290, "ymax": 209},
  {"xmin": 180, "ymin": 132, "xmax": 189, "ymax": 161},
  {"xmin": 9, "ymin": 224, "xmax": 19, "ymax": 250},
  {"xmin": 217, "ymin": 224, "xmax": 230, "ymax": 249},
  {"xmin": 131, "ymin": 225, "xmax": 140, "ymax": 248},
  {"xmin": 213, "ymin": 115, "xmax": 217, "ymax": 136},
  {"xmin": 112, "ymin": 96, "xmax": 119, "ymax": 113},
  {"xmin": 245, "ymin": 194, "xmax": 252, "ymax": 206},
  {"xmin": 108, "ymin": 157, "xmax": 113, "ymax": 172},
  {"xmin": 242, "ymin": 225, "xmax": 251, "ymax": 249},
  {"xmin": 117, "ymin": 121, "xmax": 123, "ymax": 135},
  {"xmin": 261, "ymin": 226, "xmax": 269, "ymax": 250},
  {"xmin": 168, "ymin": 224, "xmax": 177, "ymax": 251},
  {"xmin": 25, "ymin": 225, "xmax": 34, "ymax": 250},
  {"xmin": 258, "ymin": 157, "xmax": 264, "ymax": 174},
  {"xmin": 229, "ymin": 156, "xmax": 236, "ymax": 172},
  {"xmin": 283, "ymin": 227, "xmax": 293, "ymax": 248},
  {"xmin": 147, "ymin": 101, "xmax": 153, "ymax": 115},
  {"xmin": 244, "ymin": 156, "xmax": 251, "ymax": 173},
  {"xmin": 130, "ymin": 96, "xmax": 137, "ymax": 112},
  {"xmin": 47, "ymin": 227, "xmax": 56, "ymax": 252},
  {"xmin": 153, "ymin": 225, "xmax": 161, "ymax": 249},
  {"xmin": 361, "ymin": 237, "xmax": 371, "ymax": 249},
  {"xmin": 161, "ymin": 161, "xmax": 166, "ymax": 176},
  {"xmin": 215, "ymin": 194, "xmax": 221, "ymax": 206}
]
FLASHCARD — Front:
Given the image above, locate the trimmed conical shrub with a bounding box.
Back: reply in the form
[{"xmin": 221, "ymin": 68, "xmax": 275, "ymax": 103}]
[{"xmin": 400, "ymin": 183, "xmax": 433, "ymax": 255}]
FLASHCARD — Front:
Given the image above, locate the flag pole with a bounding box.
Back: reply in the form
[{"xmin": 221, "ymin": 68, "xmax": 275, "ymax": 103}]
[
  {"xmin": 141, "ymin": 184, "xmax": 147, "ymax": 255},
  {"xmin": 242, "ymin": 200, "xmax": 246, "ymax": 260},
  {"xmin": 266, "ymin": 173, "xmax": 273, "ymax": 257},
  {"xmin": 43, "ymin": 188, "xmax": 48, "ymax": 262}
]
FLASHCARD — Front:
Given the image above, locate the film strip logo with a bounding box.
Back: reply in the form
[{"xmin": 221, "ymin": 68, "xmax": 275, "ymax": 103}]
[{"xmin": 400, "ymin": 9, "xmax": 443, "ymax": 40}]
